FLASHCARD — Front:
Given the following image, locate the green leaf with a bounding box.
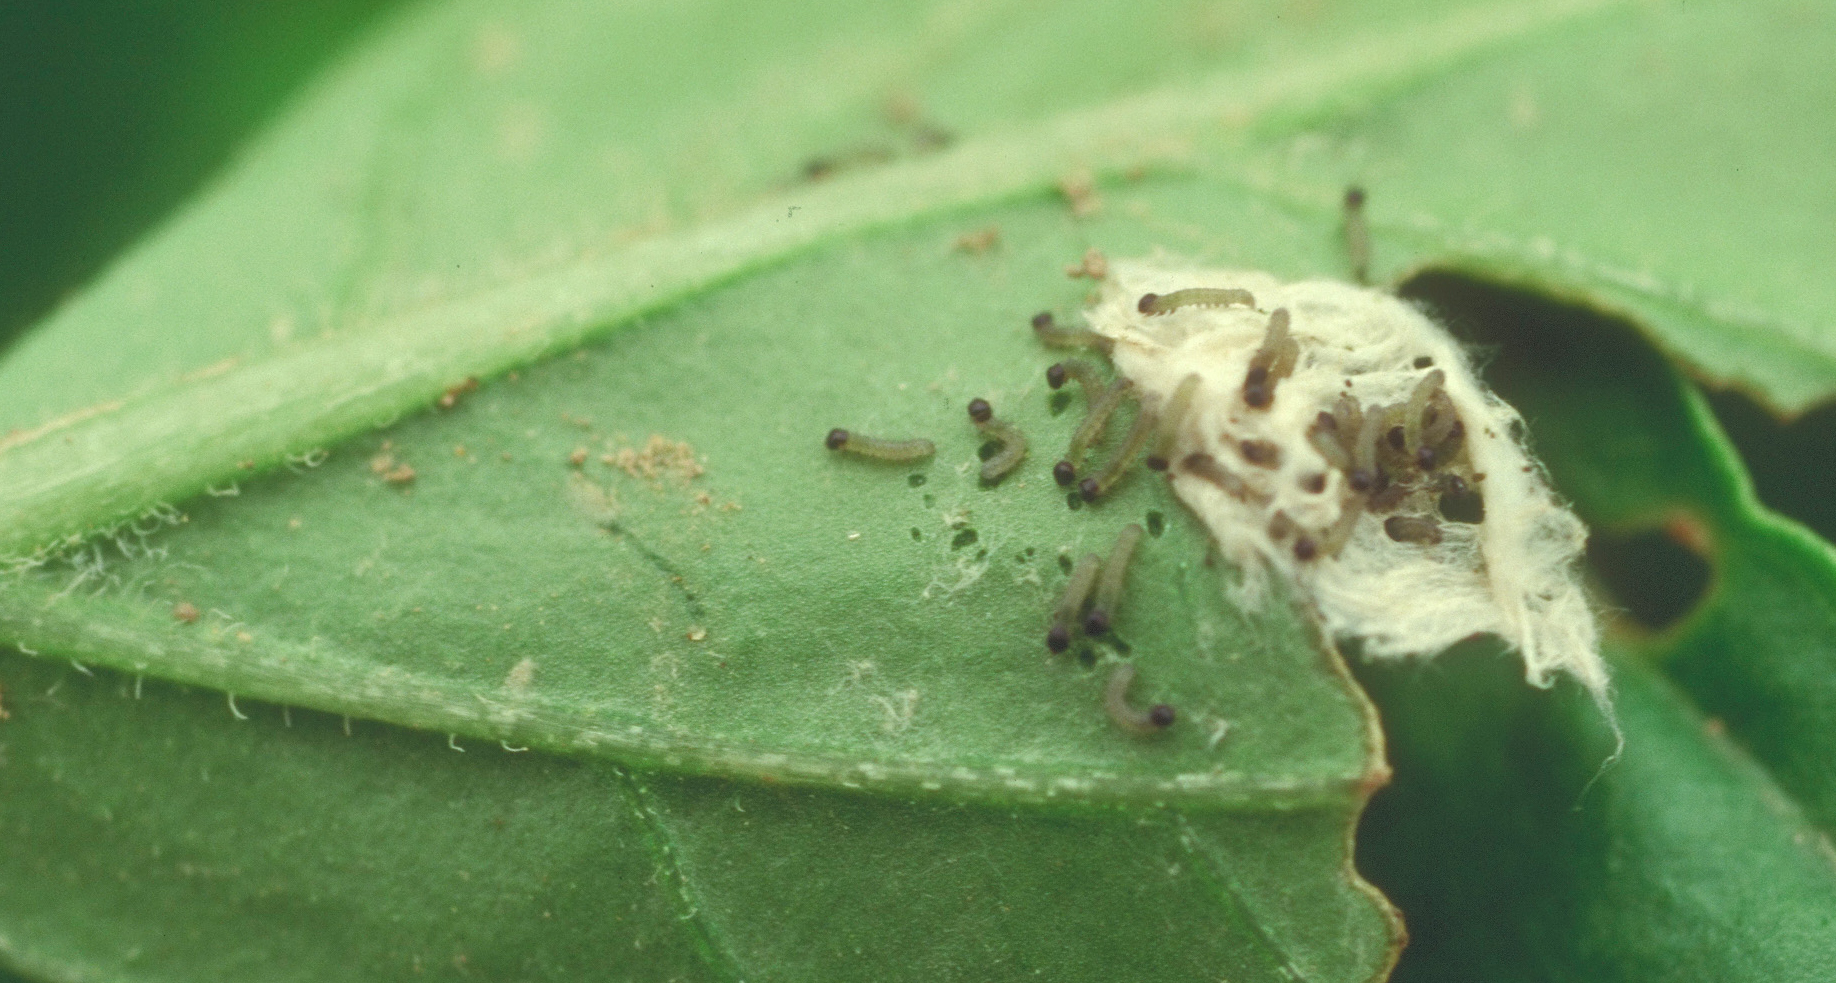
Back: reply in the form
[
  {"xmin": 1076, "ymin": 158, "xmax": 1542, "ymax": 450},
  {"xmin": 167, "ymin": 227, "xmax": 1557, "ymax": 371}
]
[
  {"xmin": 0, "ymin": 0, "xmax": 1659, "ymax": 554},
  {"xmin": 1353, "ymin": 275, "xmax": 1836, "ymax": 980},
  {"xmin": 1, "ymin": 207, "xmax": 1386, "ymax": 806},
  {"xmin": 1405, "ymin": 273, "xmax": 1836, "ymax": 830},
  {"xmin": 1, "ymin": 650, "xmax": 1394, "ymax": 981},
  {"xmin": 1358, "ymin": 643, "xmax": 1836, "ymax": 983},
  {"xmin": 0, "ymin": 191, "xmax": 1400, "ymax": 978},
  {"xmin": 1234, "ymin": 0, "xmax": 1836, "ymax": 416},
  {"xmin": 0, "ymin": 0, "xmax": 405, "ymax": 348},
  {"xmin": 4, "ymin": 0, "xmax": 1835, "ymax": 979}
]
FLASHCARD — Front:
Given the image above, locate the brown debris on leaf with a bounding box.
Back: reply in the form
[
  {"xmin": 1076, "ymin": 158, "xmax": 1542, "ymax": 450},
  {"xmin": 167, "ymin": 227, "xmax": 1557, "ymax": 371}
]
[
  {"xmin": 370, "ymin": 450, "xmax": 417, "ymax": 485},
  {"xmin": 173, "ymin": 602, "xmax": 201, "ymax": 624},
  {"xmin": 952, "ymin": 225, "xmax": 1001, "ymax": 254},
  {"xmin": 438, "ymin": 376, "xmax": 479, "ymax": 409},
  {"xmin": 1057, "ymin": 169, "xmax": 1102, "ymax": 218},
  {"xmin": 1065, "ymin": 247, "xmax": 1109, "ymax": 280},
  {"xmin": 608, "ymin": 434, "xmax": 705, "ymax": 485}
]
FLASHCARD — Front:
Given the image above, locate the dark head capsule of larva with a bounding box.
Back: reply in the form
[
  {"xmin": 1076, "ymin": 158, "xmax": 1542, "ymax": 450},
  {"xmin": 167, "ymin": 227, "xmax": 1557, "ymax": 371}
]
[
  {"xmin": 967, "ymin": 398, "xmax": 993, "ymax": 424},
  {"xmin": 1242, "ymin": 368, "xmax": 1271, "ymax": 409},
  {"xmin": 825, "ymin": 428, "xmax": 850, "ymax": 450}
]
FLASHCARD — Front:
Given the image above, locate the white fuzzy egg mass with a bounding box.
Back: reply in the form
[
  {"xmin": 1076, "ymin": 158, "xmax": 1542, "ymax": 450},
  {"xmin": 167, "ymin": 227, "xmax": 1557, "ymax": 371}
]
[{"xmin": 1086, "ymin": 259, "xmax": 1605, "ymax": 701}]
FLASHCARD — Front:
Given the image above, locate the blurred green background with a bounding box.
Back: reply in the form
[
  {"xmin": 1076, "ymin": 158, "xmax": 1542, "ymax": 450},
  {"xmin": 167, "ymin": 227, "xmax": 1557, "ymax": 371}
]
[{"xmin": 0, "ymin": 0, "xmax": 408, "ymax": 354}]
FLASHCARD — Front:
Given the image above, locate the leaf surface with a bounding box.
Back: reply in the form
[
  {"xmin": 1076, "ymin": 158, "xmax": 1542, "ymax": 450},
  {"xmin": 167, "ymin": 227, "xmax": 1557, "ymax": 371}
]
[{"xmin": 3, "ymin": 0, "xmax": 1835, "ymax": 980}]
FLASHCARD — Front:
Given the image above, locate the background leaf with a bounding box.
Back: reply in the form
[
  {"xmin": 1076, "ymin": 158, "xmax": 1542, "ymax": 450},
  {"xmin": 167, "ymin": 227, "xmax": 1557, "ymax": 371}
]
[
  {"xmin": 1355, "ymin": 275, "xmax": 1836, "ymax": 980},
  {"xmin": 0, "ymin": 0, "xmax": 406, "ymax": 350},
  {"xmin": 1235, "ymin": 0, "xmax": 1836, "ymax": 415}
]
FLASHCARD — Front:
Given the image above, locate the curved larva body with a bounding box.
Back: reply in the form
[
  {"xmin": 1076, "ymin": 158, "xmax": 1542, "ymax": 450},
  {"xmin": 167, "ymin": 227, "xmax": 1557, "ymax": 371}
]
[{"xmin": 1084, "ymin": 260, "xmax": 1605, "ymax": 701}]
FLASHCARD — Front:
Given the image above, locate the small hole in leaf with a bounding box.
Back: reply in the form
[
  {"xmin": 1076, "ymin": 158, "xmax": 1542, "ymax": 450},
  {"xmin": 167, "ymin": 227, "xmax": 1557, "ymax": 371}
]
[
  {"xmin": 1077, "ymin": 647, "xmax": 1097, "ymax": 668},
  {"xmin": 1439, "ymin": 488, "xmax": 1485, "ymax": 524},
  {"xmin": 923, "ymin": 494, "xmax": 935, "ymax": 508},
  {"xmin": 978, "ymin": 440, "xmax": 1000, "ymax": 461},
  {"xmin": 908, "ymin": 473, "xmax": 927, "ymax": 488},
  {"xmin": 1066, "ymin": 492, "xmax": 1084, "ymax": 511},
  {"xmin": 1145, "ymin": 511, "xmax": 1166, "ymax": 537},
  {"xmin": 1108, "ymin": 634, "xmax": 1132, "ymax": 656},
  {"xmin": 1050, "ymin": 391, "xmax": 1072, "ymax": 416},
  {"xmin": 910, "ymin": 527, "xmax": 923, "ymax": 542},
  {"xmin": 1057, "ymin": 554, "xmax": 1074, "ymax": 575},
  {"xmin": 1588, "ymin": 527, "xmax": 1711, "ymax": 630},
  {"xmin": 951, "ymin": 529, "xmax": 979, "ymax": 550},
  {"xmin": 1706, "ymin": 389, "xmax": 1836, "ymax": 544},
  {"xmin": 975, "ymin": 548, "xmax": 988, "ymax": 562}
]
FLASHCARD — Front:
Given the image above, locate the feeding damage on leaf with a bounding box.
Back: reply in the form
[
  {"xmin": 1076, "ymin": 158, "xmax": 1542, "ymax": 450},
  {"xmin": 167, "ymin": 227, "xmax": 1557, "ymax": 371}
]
[
  {"xmin": 1086, "ymin": 259, "xmax": 1606, "ymax": 707},
  {"xmin": 816, "ymin": 228, "xmax": 1610, "ymax": 740}
]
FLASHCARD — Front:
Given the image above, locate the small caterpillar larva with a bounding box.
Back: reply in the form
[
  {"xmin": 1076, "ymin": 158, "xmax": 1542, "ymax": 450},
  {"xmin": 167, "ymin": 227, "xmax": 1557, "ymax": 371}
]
[
  {"xmin": 1328, "ymin": 393, "xmax": 1366, "ymax": 458},
  {"xmin": 1384, "ymin": 515, "xmax": 1443, "ymax": 545},
  {"xmin": 1104, "ymin": 663, "xmax": 1175, "ymax": 735},
  {"xmin": 1318, "ymin": 499, "xmax": 1364, "ymax": 557},
  {"xmin": 1267, "ymin": 511, "xmax": 1295, "ymax": 542},
  {"xmin": 1422, "ymin": 388, "xmax": 1462, "ymax": 445},
  {"xmin": 1241, "ymin": 308, "xmax": 1299, "ymax": 410},
  {"xmin": 1060, "ymin": 378, "xmax": 1134, "ymax": 481},
  {"xmin": 1237, "ymin": 439, "xmax": 1281, "ymax": 469},
  {"xmin": 1046, "ymin": 359, "xmax": 1107, "ymax": 405},
  {"xmin": 1307, "ymin": 412, "xmax": 1353, "ymax": 471},
  {"xmin": 967, "ymin": 398, "xmax": 1027, "ymax": 484},
  {"xmin": 1031, "ymin": 311, "xmax": 1114, "ymax": 354},
  {"xmin": 1179, "ymin": 452, "xmax": 1255, "ymax": 502},
  {"xmin": 1367, "ymin": 483, "xmax": 1412, "ymax": 515},
  {"xmin": 1079, "ymin": 399, "xmax": 1158, "ymax": 502},
  {"xmin": 1402, "ymin": 369, "xmax": 1446, "ymax": 460},
  {"xmin": 1083, "ymin": 523, "xmax": 1144, "ymax": 635},
  {"xmin": 1145, "ymin": 373, "xmax": 1200, "ymax": 471},
  {"xmin": 1417, "ymin": 403, "xmax": 1465, "ymax": 472},
  {"xmin": 825, "ymin": 429, "xmax": 936, "ymax": 461},
  {"xmin": 1343, "ymin": 186, "xmax": 1370, "ymax": 285},
  {"xmin": 1136, "ymin": 288, "xmax": 1255, "ymax": 316},
  {"xmin": 1048, "ymin": 553, "xmax": 1102, "ymax": 653},
  {"xmin": 1348, "ymin": 406, "xmax": 1389, "ymax": 492}
]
